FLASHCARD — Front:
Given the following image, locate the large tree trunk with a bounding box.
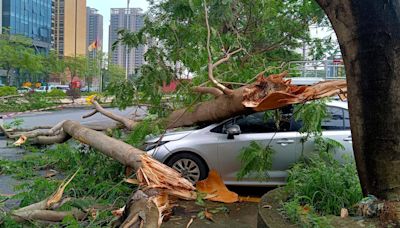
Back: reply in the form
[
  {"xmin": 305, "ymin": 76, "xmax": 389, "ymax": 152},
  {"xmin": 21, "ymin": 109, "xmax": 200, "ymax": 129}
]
[{"xmin": 316, "ymin": 0, "xmax": 400, "ymax": 200}]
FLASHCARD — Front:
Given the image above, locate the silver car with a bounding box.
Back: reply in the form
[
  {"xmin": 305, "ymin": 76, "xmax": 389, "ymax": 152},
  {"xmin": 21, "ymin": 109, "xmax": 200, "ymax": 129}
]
[{"xmin": 144, "ymin": 100, "xmax": 352, "ymax": 186}]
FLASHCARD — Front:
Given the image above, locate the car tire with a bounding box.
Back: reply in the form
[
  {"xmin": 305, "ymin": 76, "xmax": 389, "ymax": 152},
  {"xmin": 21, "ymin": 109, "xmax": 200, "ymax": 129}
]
[{"xmin": 166, "ymin": 152, "xmax": 208, "ymax": 184}]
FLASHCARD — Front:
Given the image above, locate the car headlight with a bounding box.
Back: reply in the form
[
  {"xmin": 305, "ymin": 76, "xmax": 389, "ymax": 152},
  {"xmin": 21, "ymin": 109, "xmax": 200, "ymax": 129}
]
[{"xmin": 144, "ymin": 141, "xmax": 169, "ymax": 151}]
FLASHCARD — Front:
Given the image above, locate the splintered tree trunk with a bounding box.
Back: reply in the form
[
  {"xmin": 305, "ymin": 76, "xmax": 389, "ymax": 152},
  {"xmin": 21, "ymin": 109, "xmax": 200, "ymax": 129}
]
[{"xmin": 316, "ymin": 0, "xmax": 400, "ymax": 200}]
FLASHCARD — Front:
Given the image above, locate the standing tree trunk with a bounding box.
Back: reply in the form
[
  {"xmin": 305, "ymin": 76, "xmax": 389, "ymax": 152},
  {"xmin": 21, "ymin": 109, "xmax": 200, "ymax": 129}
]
[
  {"xmin": 6, "ymin": 68, "xmax": 11, "ymax": 86},
  {"xmin": 316, "ymin": 0, "xmax": 400, "ymax": 200}
]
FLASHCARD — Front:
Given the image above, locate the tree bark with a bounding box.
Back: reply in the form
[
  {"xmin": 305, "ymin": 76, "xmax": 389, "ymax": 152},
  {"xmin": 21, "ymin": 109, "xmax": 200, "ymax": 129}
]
[
  {"xmin": 316, "ymin": 0, "xmax": 400, "ymax": 200},
  {"xmin": 167, "ymin": 87, "xmax": 250, "ymax": 128}
]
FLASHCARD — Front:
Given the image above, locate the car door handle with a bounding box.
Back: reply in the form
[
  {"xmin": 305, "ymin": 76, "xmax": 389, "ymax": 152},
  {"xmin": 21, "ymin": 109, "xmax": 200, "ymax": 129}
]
[
  {"xmin": 343, "ymin": 136, "xmax": 352, "ymax": 142},
  {"xmin": 276, "ymin": 139, "xmax": 295, "ymax": 145}
]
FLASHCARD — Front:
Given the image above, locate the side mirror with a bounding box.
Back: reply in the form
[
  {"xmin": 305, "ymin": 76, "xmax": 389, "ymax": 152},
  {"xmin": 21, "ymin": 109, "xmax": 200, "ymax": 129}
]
[{"xmin": 227, "ymin": 124, "xmax": 241, "ymax": 139}]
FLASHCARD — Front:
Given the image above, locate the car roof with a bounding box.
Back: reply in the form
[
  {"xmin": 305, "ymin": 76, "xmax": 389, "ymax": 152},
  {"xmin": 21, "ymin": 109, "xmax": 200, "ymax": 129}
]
[
  {"xmin": 289, "ymin": 77, "xmax": 325, "ymax": 85},
  {"xmin": 326, "ymin": 100, "xmax": 348, "ymax": 109}
]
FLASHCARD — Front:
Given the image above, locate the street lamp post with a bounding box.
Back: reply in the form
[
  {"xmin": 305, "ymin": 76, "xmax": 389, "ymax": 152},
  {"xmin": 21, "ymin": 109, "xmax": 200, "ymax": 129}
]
[{"xmin": 125, "ymin": 0, "xmax": 130, "ymax": 80}]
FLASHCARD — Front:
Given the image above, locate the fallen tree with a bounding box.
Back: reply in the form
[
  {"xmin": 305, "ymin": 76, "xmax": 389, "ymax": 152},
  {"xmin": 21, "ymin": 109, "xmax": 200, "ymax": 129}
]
[
  {"xmin": 0, "ymin": 3, "xmax": 348, "ymax": 226},
  {"xmin": 1, "ymin": 72, "xmax": 346, "ymax": 225}
]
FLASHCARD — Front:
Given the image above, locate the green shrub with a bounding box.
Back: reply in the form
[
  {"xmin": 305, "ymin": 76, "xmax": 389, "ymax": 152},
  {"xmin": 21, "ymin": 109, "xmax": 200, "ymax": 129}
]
[
  {"xmin": 47, "ymin": 89, "xmax": 66, "ymax": 97},
  {"xmin": 81, "ymin": 91, "xmax": 100, "ymax": 96},
  {"xmin": 285, "ymin": 152, "xmax": 363, "ymax": 216},
  {"xmin": 0, "ymin": 86, "xmax": 17, "ymax": 97},
  {"xmin": 282, "ymin": 199, "xmax": 332, "ymax": 228},
  {"xmin": 125, "ymin": 119, "xmax": 164, "ymax": 147},
  {"xmin": 236, "ymin": 141, "xmax": 274, "ymax": 181}
]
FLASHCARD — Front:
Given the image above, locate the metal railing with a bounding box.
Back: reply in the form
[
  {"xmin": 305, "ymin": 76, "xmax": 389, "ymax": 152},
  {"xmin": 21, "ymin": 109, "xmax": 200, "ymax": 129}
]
[{"xmin": 287, "ymin": 60, "xmax": 346, "ymax": 80}]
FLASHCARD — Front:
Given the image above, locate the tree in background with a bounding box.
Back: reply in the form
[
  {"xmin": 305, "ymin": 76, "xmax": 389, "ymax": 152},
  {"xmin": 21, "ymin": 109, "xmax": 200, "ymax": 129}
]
[
  {"xmin": 0, "ymin": 34, "xmax": 39, "ymax": 86},
  {"xmin": 63, "ymin": 55, "xmax": 88, "ymax": 84}
]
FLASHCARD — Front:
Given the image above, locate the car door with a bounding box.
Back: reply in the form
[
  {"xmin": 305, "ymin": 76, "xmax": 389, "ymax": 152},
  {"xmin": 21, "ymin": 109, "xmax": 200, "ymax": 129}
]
[
  {"xmin": 214, "ymin": 110, "xmax": 304, "ymax": 185},
  {"xmin": 295, "ymin": 106, "xmax": 353, "ymax": 162}
]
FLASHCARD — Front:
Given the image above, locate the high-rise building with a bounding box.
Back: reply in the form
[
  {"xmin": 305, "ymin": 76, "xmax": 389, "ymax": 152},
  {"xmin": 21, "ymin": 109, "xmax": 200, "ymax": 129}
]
[
  {"xmin": 1, "ymin": 0, "xmax": 52, "ymax": 52},
  {"xmin": 109, "ymin": 8, "xmax": 145, "ymax": 75},
  {"xmin": 0, "ymin": 0, "xmax": 3, "ymax": 35},
  {"xmin": 86, "ymin": 7, "xmax": 103, "ymax": 58},
  {"xmin": 52, "ymin": 0, "xmax": 86, "ymax": 57}
]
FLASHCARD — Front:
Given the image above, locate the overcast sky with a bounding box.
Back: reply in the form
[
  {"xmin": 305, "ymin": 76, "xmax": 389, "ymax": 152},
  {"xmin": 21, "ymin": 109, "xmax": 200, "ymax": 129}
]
[{"xmin": 86, "ymin": 0, "xmax": 149, "ymax": 53}]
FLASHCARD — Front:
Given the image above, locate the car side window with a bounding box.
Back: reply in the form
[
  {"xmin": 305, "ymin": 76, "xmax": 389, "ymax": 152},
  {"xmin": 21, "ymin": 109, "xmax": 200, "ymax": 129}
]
[
  {"xmin": 344, "ymin": 109, "xmax": 350, "ymax": 129},
  {"xmin": 235, "ymin": 112, "xmax": 278, "ymax": 133},
  {"xmin": 210, "ymin": 107, "xmax": 294, "ymax": 134},
  {"xmin": 322, "ymin": 107, "xmax": 345, "ymax": 130}
]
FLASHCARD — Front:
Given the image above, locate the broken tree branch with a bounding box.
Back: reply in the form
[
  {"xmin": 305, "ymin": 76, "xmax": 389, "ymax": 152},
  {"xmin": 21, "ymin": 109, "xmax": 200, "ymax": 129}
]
[
  {"xmin": 85, "ymin": 99, "xmax": 138, "ymax": 130},
  {"xmin": 193, "ymin": 86, "xmax": 224, "ymax": 97},
  {"xmin": 9, "ymin": 120, "xmax": 66, "ymax": 139},
  {"xmin": 12, "ymin": 170, "xmax": 82, "ymax": 222},
  {"xmin": 204, "ymin": 0, "xmax": 242, "ymax": 95}
]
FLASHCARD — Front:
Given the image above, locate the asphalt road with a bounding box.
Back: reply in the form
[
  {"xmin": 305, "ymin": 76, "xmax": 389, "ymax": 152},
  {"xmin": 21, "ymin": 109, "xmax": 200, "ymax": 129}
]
[{"xmin": 2, "ymin": 106, "xmax": 146, "ymax": 128}]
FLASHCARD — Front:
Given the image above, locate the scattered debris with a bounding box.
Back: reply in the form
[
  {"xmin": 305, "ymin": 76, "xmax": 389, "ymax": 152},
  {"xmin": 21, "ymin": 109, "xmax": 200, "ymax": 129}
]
[
  {"xmin": 124, "ymin": 178, "xmax": 139, "ymax": 185},
  {"xmin": 186, "ymin": 217, "xmax": 194, "ymax": 228},
  {"xmin": 196, "ymin": 170, "xmax": 239, "ymax": 203},
  {"xmin": 44, "ymin": 169, "xmax": 59, "ymax": 178},
  {"xmin": 204, "ymin": 209, "xmax": 214, "ymax": 222},
  {"xmin": 340, "ymin": 208, "xmax": 348, "ymax": 218}
]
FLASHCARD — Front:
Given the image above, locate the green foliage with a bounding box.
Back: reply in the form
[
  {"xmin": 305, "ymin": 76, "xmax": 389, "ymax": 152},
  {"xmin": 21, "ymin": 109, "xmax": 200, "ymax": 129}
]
[
  {"xmin": 61, "ymin": 214, "xmax": 81, "ymax": 227},
  {"xmin": 105, "ymin": 79, "xmax": 137, "ymax": 110},
  {"xmin": 0, "ymin": 93, "xmax": 58, "ymax": 112},
  {"xmin": 103, "ymin": 63, "xmax": 125, "ymax": 84},
  {"xmin": 3, "ymin": 142, "xmax": 133, "ymax": 225},
  {"xmin": 110, "ymin": 0, "xmax": 325, "ymax": 117},
  {"xmin": 236, "ymin": 141, "xmax": 274, "ymax": 181},
  {"xmin": 63, "ymin": 55, "xmax": 89, "ymax": 80},
  {"xmin": 282, "ymin": 199, "xmax": 332, "ymax": 228},
  {"xmin": 47, "ymin": 89, "xmax": 67, "ymax": 97},
  {"xmin": 293, "ymin": 100, "xmax": 328, "ymax": 136},
  {"xmin": 0, "ymin": 35, "xmax": 43, "ymax": 86},
  {"xmin": 15, "ymin": 178, "xmax": 60, "ymax": 207},
  {"xmin": 125, "ymin": 119, "xmax": 164, "ymax": 147},
  {"xmin": 282, "ymin": 137, "xmax": 361, "ymax": 226},
  {"xmin": 285, "ymin": 152, "xmax": 362, "ymax": 216},
  {"xmin": 2, "ymin": 117, "xmax": 24, "ymax": 129},
  {"xmin": 0, "ymin": 86, "xmax": 17, "ymax": 96}
]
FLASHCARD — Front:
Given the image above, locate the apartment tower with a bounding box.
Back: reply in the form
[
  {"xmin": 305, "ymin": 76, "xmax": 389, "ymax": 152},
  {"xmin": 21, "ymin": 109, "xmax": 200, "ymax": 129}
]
[
  {"xmin": 52, "ymin": 0, "xmax": 86, "ymax": 57},
  {"xmin": 109, "ymin": 8, "xmax": 145, "ymax": 76},
  {"xmin": 86, "ymin": 7, "xmax": 103, "ymax": 57}
]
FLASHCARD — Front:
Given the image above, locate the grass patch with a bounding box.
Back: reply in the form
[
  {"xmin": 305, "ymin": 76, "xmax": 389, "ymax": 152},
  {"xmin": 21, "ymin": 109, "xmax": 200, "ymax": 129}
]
[
  {"xmin": 282, "ymin": 149, "xmax": 363, "ymax": 227},
  {"xmin": 0, "ymin": 93, "xmax": 59, "ymax": 112},
  {"xmin": 0, "ymin": 142, "xmax": 135, "ymax": 227}
]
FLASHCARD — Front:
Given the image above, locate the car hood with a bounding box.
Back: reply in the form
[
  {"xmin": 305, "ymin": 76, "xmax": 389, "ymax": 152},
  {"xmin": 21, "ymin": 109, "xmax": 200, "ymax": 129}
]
[{"xmin": 145, "ymin": 130, "xmax": 195, "ymax": 143}]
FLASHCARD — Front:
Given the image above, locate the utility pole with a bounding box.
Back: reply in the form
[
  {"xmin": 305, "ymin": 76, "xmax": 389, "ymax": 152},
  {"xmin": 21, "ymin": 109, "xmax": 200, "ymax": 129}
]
[{"xmin": 125, "ymin": 0, "xmax": 130, "ymax": 80}]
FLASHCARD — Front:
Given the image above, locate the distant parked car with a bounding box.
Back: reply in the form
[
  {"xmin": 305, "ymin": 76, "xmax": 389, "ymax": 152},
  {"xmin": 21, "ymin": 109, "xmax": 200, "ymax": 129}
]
[
  {"xmin": 17, "ymin": 86, "xmax": 34, "ymax": 93},
  {"xmin": 36, "ymin": 85, "xmax": 69, "ymax": 93},
  {"xmin": 143, "ymin": 100, "xmax": 352, "ymax": 185},
  {"xmin": 54, "ymin": 85, "xmax": 69, "ymax": 92},
  {"xmin": 35, "ymin": 86, "xmax": 52, "ymax": 93}
]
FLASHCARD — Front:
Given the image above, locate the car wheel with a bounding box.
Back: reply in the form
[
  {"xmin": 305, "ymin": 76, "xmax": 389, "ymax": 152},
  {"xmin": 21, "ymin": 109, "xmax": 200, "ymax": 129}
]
[{"xmin": 166, "ymin": 153, "xmax": 208, "ymax": 184}]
